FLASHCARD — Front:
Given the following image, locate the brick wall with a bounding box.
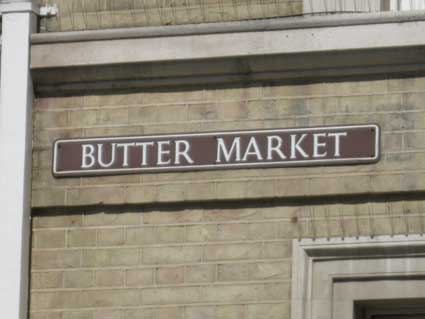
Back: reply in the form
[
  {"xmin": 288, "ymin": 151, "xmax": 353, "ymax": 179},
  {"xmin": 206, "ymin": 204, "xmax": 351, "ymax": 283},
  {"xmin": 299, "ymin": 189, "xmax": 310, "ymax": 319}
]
[
  {"xmin": 39, "ymin": 0, "xmax": 302, "ymax": 32},
  {"xmin": 30, "ymin": 75, "xmax": 425, "ymax": 318},
  {"xmin": 30, "ymin": 197, "xmax": 425, "ymax": 319},
  {"xmin": 32, "ymin": 76, "xmax": 425, "ymax": 208}
]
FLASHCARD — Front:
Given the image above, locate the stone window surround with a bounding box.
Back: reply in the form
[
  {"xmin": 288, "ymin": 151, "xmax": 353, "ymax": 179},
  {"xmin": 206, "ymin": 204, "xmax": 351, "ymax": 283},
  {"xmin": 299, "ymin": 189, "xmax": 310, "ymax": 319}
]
[{"xmin": 291, "ymin": 235, "xmax": 425, "ymax": 319}]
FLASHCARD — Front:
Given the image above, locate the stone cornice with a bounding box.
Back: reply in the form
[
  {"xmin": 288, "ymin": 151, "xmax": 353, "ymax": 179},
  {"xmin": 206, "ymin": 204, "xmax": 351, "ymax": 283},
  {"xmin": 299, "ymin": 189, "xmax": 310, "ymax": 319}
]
[{"xmin": 31, "ymin": 12, "xmax": 425, "ymax": 96}]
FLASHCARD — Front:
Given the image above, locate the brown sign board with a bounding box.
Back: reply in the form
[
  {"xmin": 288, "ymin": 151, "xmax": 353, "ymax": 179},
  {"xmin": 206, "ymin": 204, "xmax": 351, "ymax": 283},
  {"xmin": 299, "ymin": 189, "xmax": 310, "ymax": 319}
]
[{"xmin": 53, "ymin": 124, "xmax": 380, "ymax": 177}]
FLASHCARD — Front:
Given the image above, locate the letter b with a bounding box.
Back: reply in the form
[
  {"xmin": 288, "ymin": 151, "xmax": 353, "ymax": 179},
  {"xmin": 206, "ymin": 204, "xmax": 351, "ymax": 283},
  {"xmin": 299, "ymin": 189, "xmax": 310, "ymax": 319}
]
[{"xmin": 81, "ymin": 144, "xmax": 96, "ymax": 168}]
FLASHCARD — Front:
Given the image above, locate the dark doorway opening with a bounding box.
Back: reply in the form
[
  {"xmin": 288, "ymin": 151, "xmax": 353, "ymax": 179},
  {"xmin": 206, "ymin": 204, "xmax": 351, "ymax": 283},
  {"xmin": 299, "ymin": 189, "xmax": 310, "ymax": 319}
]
[{"xmin": 355, "ymin": 299, "xmax": 425, "ymax": 319}]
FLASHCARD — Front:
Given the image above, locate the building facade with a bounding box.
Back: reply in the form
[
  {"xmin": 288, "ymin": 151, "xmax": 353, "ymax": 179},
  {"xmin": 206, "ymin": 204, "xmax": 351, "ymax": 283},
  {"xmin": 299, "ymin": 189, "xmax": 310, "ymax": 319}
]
[{"xmin": 1, "ymin": 0, "xmax": 425, "ymax": 318}]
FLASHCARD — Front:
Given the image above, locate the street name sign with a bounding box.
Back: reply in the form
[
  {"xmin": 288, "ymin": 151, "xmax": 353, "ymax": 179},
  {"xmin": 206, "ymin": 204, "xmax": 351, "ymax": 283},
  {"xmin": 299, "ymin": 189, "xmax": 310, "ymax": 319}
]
[{"xmin": 53, "ymin": 124, "xmax": 380, "ymax": 177}]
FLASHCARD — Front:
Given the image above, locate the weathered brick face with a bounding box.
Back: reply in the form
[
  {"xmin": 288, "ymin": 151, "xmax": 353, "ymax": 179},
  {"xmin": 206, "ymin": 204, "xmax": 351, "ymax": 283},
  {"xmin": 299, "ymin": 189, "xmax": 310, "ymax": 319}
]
[
  {"xmin": 30, "ymin": 198, "xmax": 425, "ymax": 318},
  {"xmin": 32, "ymin": 77, "xmax": 425, "ymax": 208},
  {"xmin": 39, "ymin": 0, "xmax": 302, "ymax": 32},
  {"xmin": 30, "ymin": 76, "xmax": 425, "ymax": 318}
]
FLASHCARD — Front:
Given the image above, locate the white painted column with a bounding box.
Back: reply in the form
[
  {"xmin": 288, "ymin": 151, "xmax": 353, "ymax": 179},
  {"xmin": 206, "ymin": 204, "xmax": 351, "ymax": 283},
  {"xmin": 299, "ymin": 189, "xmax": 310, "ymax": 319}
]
[{"xmin": 0, "ymin": 7, "xmax": 37, "ymax": 319}]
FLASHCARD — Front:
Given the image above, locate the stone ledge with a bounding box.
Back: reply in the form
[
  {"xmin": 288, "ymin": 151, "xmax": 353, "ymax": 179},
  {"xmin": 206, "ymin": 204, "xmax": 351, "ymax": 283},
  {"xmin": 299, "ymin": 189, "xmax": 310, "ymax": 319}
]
[{"xmin": 31, "ymin": 17, "xmax": 425, "ymax": 96}]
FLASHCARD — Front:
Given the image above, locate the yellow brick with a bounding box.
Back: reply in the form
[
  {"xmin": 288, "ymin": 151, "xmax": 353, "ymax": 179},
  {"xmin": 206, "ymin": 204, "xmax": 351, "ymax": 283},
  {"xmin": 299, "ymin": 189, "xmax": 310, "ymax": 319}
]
[
  {"xmin": 216, "ymin": 181, "xmax": 246, "ymax": 200},
  {"xmin": 34, "ymin": 230, "xmax": 66, "ymax": 249},
  {"xmin": 34, "ymin": 96, "xmax": 84, "ymax": 110},
  {"xmin": 32, "ymin": 188, "xmax": 66, "ymax": 208},
  {"xmin": 157, "ymin": 307, "xmax": 183, "ymax": 319},
  {"xmin": 82, "ymin": 248, "xmax": 139, "ymax": 267},
  {"xmin": 98, "ymin": 228, "xmax": 125, "ymax": 246},
  {"xmin": 247, "ymin": 303, "xmax": 290, "ymax": 319},
  {"xmin": 216, "ymin": 101, "xmax": 249, "ymax": 121},
  {"xmin": 185, "ymin": 307, "xmax": 215, "ymax": 319},
  {"xmin": 245, "ymin": 180, "xmax": 275, "ymax": 199},
  {"xmin": 188, "ymin": 103, "xmax": 217, "ymax": 121},
  {"xmin": 31, "ymin": 271, "xmax": 63, "ymax": 289},
  {"xmin": 95, "ymin": 270, "xmax": 124, "ymax": 287},
  {"xmin": 125, "ymin": 268, "xmax": 154, "ymax": 287},
  {"xmin": 157, "ymin": 226, "xmax": 185, "ymax": 243},
  {"xmin": 83, "ymin": 212, "xmax": 140, "ymax": 227},
  {"xmin": 125, "ymin": 185, "xmax": 157, "ymax": 204},
  {"xmin": 69, "ymin": 110, "xmax": 98, "ymax": 127},
  {"xmin": 203, "ymin": 208, "xmax": 262, "ymax": 222},
  {"xmin": 95, "ymin": 93, "xmax": 144, "ymax": 108},
  {"xmin": 32, "ymin": 169, "xmax": 81, "ymax": 189},
  {"xmin": 206, "ymin": 85, "xmax": 262, "ymax": 102},
  {"xmin": 81, "ymin": 174, "xmax": 140, "ymax": 186},
  {"xmin": 93, "ymin": 309, "xmax": 123, "ymax": 319},
  {"xmin": 307, "ymin": 97, "xmax": 339, "ymax": 114},
  {"xmin": 124, "ymin": 308, "xmax": 155, "ymax": 319},
  {"xmin": 97, "ymin": 108, "xmax": 129, "ymax": 125},
  {"xmin": 125, "ymin": 227, "xmax": 156, "ymax": 245},
  {"xmin": 388, "ymin": 76, "xmax": 425, "ymax": 92},
  {"xmin": 31, "ymin": 290, "xmax": 139, "ymax": 310},
  {"xmin": 34, "ymin": 128, "xmax": 84, "ymax": 147},
  {"xmin": 32, "ymin": 149, "xmax": 52, "ymax": 169},
  {"xmin": 371, "ymin": 174, "xmax": 401, "ymax": 192},
  {"xmin": 142, "ymin": 246, "xmax": 202, "ymax": 264},
  {"xmin": 185, "ymin": 264, "xmax": 215, "ymax": 283},
  {"xmin": 67, "ymin": 187, "xmax": 125, "ymax": 206},
  {"xmin": 156, "ymin": 105, "xmax": 188, "ymax": 123},
  {"xmin": 204, "ymin": 243, "xmax": 262, "ymax": 261},
  {"xmin": 141, "ymin": 286, "xmax": 202, "ymax": 305},
  {"xmin": 264, "ymin": 82, "xmax": 324, "ymax": 98},
  {"xmin": 186, "ymin": 225, "xmax": 217, "ymax": 242},
  {"xmin": 64, "ymin": 270, "xmax": 93, "ymax": 288},
  {"xmin": 30, "ymin": 312, "xmax": 55, "ymax": 319},
  {"xmin": 33, "ymin": 215, "xmax": 82, "ymax": 229},
  {"xmin": 34, "ymin": 111, "xmax": 69, "ymax": 128},
  {"xmin": 128, "ymin": 106, "xmax": 157, "ymax": 125},
  {"xmin": 217, "ymin": 305, "xmax": 244, "ymax": 319},
  {"xmin": 186, "ymin": 182, "xmax": 216, "ymax": 201},
  {"xmin": 62, "ymin": 312, "xmax": 93, "ymax": 319},
  {"xmin": 402, "ymin": 92, "xmax": 425, "ymax": 110},
  {"xmin": 156, "ymin": 183, "xmax": 187, "ymax": 202},
  {"xmin": 216, "ymin": 223, "xmax": 250, "ymax": 241},
  {"xmin": 202, "ymin": 283, "xmax": 288, "ymax": 303},
  {"xmin": 32, "ymin": 250, "xmax": 81, "ymax": 270},
  {"xmin": 275, "ymin": 178, "xmax": 310, "ymax": 197},
  {"xmin": 262, "ymin": 241, "xmax": 292, "ymax": 258},
  {"xmin": 143, "ymin": 210, "xmax": 202, "ymax": 224},
  {"xmin": 67, "ymin": 229, "xmax": 97, "ymax": 248},
  {"xmin": 82, "ymin": 125, "xmax": 143, "ymax": 138},
  {"xmin": 218, "ymin": 261, "xmax": 289, "ymax": 282},
  {"xmin": 156, "ymin": 266, "xmax": 184, "ymax": 284},
  {"xmin": 142, "ymin": 90, "xmax": 203, "ymax": 106}
]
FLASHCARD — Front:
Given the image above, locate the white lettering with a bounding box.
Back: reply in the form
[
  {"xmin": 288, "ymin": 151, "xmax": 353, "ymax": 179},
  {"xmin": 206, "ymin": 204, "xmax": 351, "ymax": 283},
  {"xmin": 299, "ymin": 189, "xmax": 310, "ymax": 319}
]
[
  {"xmin": 216, "ymin": 137, "xmax": 241, "ymax": 163},
  {"xmin": 81, "ymin": 144, "xmax": 96, "ymax": 168},
  {"xmin": 117, "ymin": 143, "xmax": 135, "ymax": 167},
  {"xmin": 98, "ymin": 143, "xmax": 116, "ymax": 168},
  {"xmin": 290, "ymin": 134, "xmax": 308, "ymax": 159},
  {"xmin": 157, "ymin": 141, "xmax": 171, "ymax": 165},
  {"xmin": 135, "ymin": 142, "xmax": 154, "ymax": 166},
  {"xmin": 175, "ymin": 140, "xmax": 194, "ymax": 164},
  {"xmin": 267, "ymin": 135, "xmax": 286, "ymax": 160},
  {"xmin": 242, "ymin": 137, "xmax": 263, "ymax": 161},
  {"xmin": 313, "ymin": 133, "xmax": 327, "ymax": 158},
  {"xmin": 328, "ymin": 132, "xmax": 347, "ymax": 157}
]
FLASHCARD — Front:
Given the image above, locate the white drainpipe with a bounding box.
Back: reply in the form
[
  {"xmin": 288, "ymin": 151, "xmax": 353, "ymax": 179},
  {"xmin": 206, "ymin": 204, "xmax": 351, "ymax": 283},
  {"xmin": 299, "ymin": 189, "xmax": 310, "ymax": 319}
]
[{"xmin": 0, "ymin": 1, "xmax": 38, "ymax": 318}]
